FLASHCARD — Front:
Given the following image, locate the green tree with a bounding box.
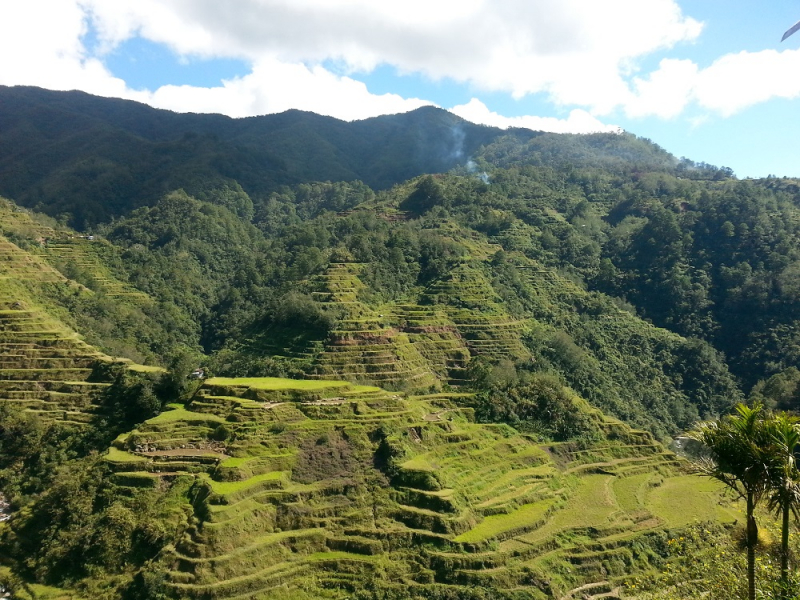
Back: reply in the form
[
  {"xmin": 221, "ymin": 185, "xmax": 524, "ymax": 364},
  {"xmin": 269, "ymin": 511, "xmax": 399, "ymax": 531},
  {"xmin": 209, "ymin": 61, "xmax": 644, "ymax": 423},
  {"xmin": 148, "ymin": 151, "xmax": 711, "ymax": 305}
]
[
  {"xmin": 689, "ymin": 404, "xmax": 773, "ymax": 600},
  {"xmin": 765, "ymin": 413, "xmax": 800, "ymax": 593},
  {"xmin": 156, "ymin": 350, "xmax": 203, "ymax": 403}
]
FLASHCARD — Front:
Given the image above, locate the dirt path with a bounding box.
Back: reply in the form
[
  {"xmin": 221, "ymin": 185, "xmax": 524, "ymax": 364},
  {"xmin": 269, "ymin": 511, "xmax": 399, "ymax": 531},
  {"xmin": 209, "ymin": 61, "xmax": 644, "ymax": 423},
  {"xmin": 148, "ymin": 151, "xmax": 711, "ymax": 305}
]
[{"xmin": 560, "ymin": 581, "xmax": 621, "ymax": 600}]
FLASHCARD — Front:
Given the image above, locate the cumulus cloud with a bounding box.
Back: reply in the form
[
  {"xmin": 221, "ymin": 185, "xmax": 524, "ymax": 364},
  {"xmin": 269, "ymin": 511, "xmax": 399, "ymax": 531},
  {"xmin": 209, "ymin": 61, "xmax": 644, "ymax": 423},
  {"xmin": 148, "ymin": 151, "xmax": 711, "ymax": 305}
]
[
  {"xmin": 0, "ymin": 0, "xmax": 136, "ymax": 99},
  {"xmin": 451, "ymin": 99, "xmax": 620, "ymax": 134},
  {"xmin": 78, "ymin": 0, "xmax": 702, "ymax": 110},
  {"xmin": 2, "ymin": 0, "xmax": 800, "ymax": 128},
  {"xmin": 693, "ymin": 48, "xmax": 800, "ymax": 116},
  {"xmin": 626, "ymin": 59, "xmax": 698, "ymax": 119},
  {"xmin": 149, "ymin": 58, "xmax": 432, "ymax": 120},
  {"xmin": 621, "ymin": 48, "xmax": 800, "ymax": 119}
]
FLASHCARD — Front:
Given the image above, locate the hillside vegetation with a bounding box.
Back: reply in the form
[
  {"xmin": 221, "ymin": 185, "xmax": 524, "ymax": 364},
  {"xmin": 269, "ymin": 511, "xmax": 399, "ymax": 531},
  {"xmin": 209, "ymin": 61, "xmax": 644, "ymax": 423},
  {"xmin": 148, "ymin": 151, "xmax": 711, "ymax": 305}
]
[
  {"xmin": 2, "ymin": 89, "xmax": 800, "ymax": 599},
  {"xmin": 2, "ymin": 374, "xmax": 736, "ymax": 600}
]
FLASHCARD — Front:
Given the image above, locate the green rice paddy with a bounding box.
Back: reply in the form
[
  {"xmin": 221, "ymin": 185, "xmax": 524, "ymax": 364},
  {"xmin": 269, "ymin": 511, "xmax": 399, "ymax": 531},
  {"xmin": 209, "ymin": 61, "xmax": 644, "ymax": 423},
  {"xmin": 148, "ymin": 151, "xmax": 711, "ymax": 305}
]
[{"xmin": 205, "ymin": 377, "xmax": 356, "ymax": 391}]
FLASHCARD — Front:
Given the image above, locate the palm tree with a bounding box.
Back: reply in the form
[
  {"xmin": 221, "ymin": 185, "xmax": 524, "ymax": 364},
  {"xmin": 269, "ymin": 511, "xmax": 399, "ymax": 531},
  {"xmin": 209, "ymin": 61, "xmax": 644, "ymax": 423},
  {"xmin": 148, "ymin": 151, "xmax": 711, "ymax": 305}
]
[
  {"xmin": 764, "ymin": 413, "xmax": 800, "ymax": 593},
  {"xmin": 689, "ymin": 404, "xmax": 772, "ymax": 600}
]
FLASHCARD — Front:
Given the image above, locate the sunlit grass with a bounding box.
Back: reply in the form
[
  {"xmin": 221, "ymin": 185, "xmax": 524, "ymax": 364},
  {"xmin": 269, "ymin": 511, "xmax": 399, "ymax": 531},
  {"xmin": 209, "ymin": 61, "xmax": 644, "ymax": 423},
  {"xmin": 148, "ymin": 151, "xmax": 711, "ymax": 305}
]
[
  {"xmin": 400, "ymin": 457, "xmax": 437, "ymax": 472},
  {"xmin": 104, "ymin": 447, "xmax": 147, "ymax": 463},
  {"xmin": 206, "ymin": 376, "xmax": 358, "ymax": 391},
  {"xmin": 146, "ymin": 406, "xmax": 224, "ymax": 424},
  {"xmin": 613, "ymin": 472, "xmax": 652, "ymax": 513},
  {"xmin": 649, "ymin": 475, "xmax": 740, "ymax": 527},
  {"xmin": 126, "ymin": 364, "xmax": 166, "ymax": 374},
  {"xmin": 203, "ymin": 471, "xmax": 287, "ymax": 495},
  {"xmin": 455, "ymin": 497, "xmax": 558, "ymax": 542}
]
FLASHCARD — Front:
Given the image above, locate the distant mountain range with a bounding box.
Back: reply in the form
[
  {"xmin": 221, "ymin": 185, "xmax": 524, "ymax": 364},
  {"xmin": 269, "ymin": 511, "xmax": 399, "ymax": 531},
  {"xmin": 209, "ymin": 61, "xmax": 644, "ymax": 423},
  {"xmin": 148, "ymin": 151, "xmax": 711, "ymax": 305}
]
[{"xmin": 0, "ymin": 86, "xmax": 530, "ymax": 227}]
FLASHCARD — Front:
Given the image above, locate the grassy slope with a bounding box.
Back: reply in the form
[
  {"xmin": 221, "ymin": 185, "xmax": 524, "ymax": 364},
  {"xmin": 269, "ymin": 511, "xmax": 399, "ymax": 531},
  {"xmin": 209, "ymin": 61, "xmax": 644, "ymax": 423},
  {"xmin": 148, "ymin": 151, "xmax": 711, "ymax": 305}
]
[
  {"xmin": 0, "ymin": 235, "xmax": 113, "ymax": 426},
  {"xmin": 0, "ymin": 198, "xmax": 185, "ymax": 364},
  {"xmin": 80, "ymin": 376, "xmax": 737, "ymax": 600}
]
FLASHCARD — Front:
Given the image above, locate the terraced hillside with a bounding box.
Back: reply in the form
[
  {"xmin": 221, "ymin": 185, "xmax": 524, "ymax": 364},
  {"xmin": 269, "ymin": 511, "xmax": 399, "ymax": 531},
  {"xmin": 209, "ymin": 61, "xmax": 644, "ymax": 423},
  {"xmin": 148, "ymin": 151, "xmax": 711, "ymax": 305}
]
[
  {"xmin": 0, "ymin": 198, "xmax": 191, "ymax": 364},
  {"xmin": 420, "ymin": 261, "xmax": 531, "ymax": 363},
  {"xmin": 0, "ymin": 231, "xmax": 113, "ymax": 426},
  {"xmin": 96, "ymin": 376, "xmax": 736, "ymax": 600},
  {"xmin": 307, "ymin": 262, "xmax": 441, "ymax": 389},
  {"xmin": 257, "ymin": 255, "xmax": 534, "ymax": 386},
  {"xmin": 236, "ymin": 226, "xmax": 736, "ymax": 440},
  {"xmin": 256, "ymin": 259, "xmax": 527, "ymax": 390},
  {"xmin": 0, "ymin": 299, "xmax": 106, "ymax": 426},
  {"xmin": 0, "ymin": 205, "xmax": 163, "ymax": 426},
  {"xmin": 0, "ymin": 193, "xmax": 739, "ymax": 439},
  {"xmin": 0, "ymin": 199, "xmax": 141, "ymax": 298},
  {"xmin": 0, "ymin": 280, "xmax": 164, "ymax": 434}
]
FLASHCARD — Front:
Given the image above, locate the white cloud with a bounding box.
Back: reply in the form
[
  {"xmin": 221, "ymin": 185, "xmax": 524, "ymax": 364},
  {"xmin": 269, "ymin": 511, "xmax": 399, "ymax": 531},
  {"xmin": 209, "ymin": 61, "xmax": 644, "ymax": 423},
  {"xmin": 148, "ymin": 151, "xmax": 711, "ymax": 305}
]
[
  {"xmin": 450, "ymin": 99, "xmax": 620, "ymax": 134},
  {"xmin": 694, "ymin": 48, "xmax": 800, "ymax": 116},
  {"xmin": 2, "ymin": 0, "xmax": 800, "ymax": 128},
  {"xmin": 148, "ymin": 58, "xmax": 433, "ymax": 120},
  {"xmin": 77, "ymin": 0, "xmax": 703, "ymax": 110},
  {"xmin": 619, "ymin": 48, "xmax": 800, "ymax": 119},
  {"xmin": 626, "ymin": 59, "xmax": 698, "ymax": 119},
  {"xmin": 0, "ymin": 0, "xmax": 135, "ymax": 98}
]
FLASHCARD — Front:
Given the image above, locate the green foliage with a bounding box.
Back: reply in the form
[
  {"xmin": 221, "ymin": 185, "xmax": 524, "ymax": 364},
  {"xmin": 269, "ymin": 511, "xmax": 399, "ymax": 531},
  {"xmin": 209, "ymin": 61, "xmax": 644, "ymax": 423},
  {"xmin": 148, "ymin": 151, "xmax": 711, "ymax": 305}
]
[
  {"xmin": 2, "ymin": 456, "xmax": 186, "ymax": 589},
  {"xmin": 153, "ymin": 350, "xmax": 204, "ymax": 403},
  {"xmin": 598, "ymin": 179, "xmax": 800, "ymax": 387},
  {"xmin": 0, "ymin": 402, "xmax": 45, "ymax": 471},
  {"xmin": 89, "ymin": 363, "xmax": 165, "ymax": 434},
  {"xmin": 400, "ymin": 175, "xmax": 449, "ymax": 215},
  {"xmin": 466, "ymin": 368, "xmax": 601, "ymax": 442},
  {"xmin": 751, "ymin": 368, "xmax": 800, "ymax": 411},
  {"xmin": 0, "ymin": 403, "xmax": 92, "ymax": 500},
  {"xmin": 269, "ymin": 291, "xmax": 338, "ymax": 335},
  {"xmin": 629, "ymin": 522, "xmax": 800, "ymax": 600}
]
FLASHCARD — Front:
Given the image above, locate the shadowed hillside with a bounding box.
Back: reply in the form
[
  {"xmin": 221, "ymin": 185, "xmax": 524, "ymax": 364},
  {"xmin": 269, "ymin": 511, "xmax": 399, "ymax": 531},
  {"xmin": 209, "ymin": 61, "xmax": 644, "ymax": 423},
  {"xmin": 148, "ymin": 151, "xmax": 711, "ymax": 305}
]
[
  {"xmin": 0, "ymin": 87, "xmax": 688, "ymax": 229},
  {"xmin": 0, "ymin": 87, "xmax": 507, "ymax": 227}
]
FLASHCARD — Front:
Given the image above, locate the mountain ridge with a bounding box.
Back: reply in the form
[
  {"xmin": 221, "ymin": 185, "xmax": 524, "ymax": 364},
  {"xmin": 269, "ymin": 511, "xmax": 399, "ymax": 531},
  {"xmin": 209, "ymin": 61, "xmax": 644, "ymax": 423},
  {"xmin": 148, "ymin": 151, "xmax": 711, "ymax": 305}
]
[{"xmin": 0, "ymin": 87, "xmax": 517, "ymax": 226}]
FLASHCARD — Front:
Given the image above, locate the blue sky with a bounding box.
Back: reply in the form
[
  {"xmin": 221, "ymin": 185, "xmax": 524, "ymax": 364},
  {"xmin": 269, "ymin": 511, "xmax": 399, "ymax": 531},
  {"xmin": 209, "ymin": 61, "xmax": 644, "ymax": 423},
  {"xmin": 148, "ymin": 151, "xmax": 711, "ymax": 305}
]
[{"xmin": 3, "ymin": 0, "xmax": 800, "ymax": 178}]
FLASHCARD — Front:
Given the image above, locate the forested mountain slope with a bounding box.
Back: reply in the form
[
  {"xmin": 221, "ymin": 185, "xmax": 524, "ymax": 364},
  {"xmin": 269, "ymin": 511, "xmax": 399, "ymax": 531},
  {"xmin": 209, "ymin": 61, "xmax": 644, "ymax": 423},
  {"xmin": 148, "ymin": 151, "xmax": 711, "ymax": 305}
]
[
  {"xmin": 0, "ymin": 86, "xmax": 504, "ymax": 227},
  {"xmin": 1, "ymin": 86, "xmax": 689, "ymax": 229},
  {"xmin": 0, "ymin": 183, "xmax": 743, "ymax": 441}
]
